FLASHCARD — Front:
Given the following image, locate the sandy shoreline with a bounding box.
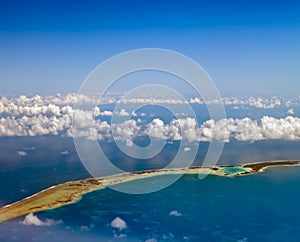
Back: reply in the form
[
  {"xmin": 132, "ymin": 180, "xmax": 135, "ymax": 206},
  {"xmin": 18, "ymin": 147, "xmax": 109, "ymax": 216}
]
[{"xmin": 1, "ymin": 160, "xmax": 300, "ymax": 223}]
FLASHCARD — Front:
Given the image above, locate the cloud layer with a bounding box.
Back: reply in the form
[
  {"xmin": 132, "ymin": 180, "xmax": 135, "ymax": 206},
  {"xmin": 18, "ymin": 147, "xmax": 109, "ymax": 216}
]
[
  {"xmin": 1, "ymin": 94, "xmax": 298, "ymax": 113},
  {"xmin": 2, "ymin": 113, "xmax": 300, "ymax": 143},
  {"xmin": 1, "ymin": 94, "xmax": 300, "ymax": 144}
]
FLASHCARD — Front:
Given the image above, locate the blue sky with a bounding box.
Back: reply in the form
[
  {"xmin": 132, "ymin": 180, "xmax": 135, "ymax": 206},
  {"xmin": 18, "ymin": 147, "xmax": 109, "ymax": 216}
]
[{"xmin": 0, "ymin": 0, "xmax": 299, "ymax": 96}]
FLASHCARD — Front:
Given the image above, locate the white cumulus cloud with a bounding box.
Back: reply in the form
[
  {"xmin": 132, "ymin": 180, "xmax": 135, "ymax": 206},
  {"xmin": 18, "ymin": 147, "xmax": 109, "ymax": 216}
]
[
  {"xmin": 111, "ymin": 217, "xmax": 127, "ymax": 230},
  {"xmin": 116, "ymin": 108, "xmax": 130, "ymax": 116},
  {"xmin": 22, "ymin": 213, "xmax": 62, "ymax": 226},
  {"xmin": 169, "ymin": 210, "xmax": 182, "ymax": 216},
  {"xmin": 17, "ymin": 151, "xmax": 27, "ymax": 156},
  {"xmin": 110, "ymin": 217, "xmax": 127, "ymax": 238}
]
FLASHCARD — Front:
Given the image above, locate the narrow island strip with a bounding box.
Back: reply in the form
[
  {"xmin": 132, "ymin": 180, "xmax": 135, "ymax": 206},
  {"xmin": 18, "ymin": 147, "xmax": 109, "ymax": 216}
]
[{"xmin": 1, "ymin": 160, "xmax": 300, "ymax": 223}]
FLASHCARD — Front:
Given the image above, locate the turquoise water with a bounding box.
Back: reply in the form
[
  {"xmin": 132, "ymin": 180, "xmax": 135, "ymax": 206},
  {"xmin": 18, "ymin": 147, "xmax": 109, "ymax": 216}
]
[
  {"xmin": 219, "ymin": 166, "xmax": 249, "ymax": 175},
  {"xmin": 1, "ymin": 166, "xmax": 300, "ymax": 241}
]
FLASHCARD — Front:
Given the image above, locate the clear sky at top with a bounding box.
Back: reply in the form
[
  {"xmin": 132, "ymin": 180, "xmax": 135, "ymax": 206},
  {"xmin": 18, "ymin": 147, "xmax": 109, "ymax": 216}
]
[{"xmin": 0, "ymin": 0, "xmax": 299, "ymax": 96}]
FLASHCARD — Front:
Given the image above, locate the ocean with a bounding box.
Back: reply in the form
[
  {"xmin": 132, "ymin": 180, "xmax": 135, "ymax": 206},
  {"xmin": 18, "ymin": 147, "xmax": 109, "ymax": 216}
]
[{"xmin": 1, "ymin": 137, "xmax": 300, "ymax": 241}]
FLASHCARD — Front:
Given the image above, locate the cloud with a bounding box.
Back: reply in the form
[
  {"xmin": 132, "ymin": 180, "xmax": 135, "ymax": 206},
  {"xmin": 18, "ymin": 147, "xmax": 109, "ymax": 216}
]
[
  {"xmin": 245, "ymin": 97, "xmax": 281, "ymax": 109},
  {"xmin": 110, "ymin": 217, "xmax": 127, "ymax": 238},
  {"xmin": 0, "ymin": 115, "xmax": 72, "ymax": 137},
  {"xmin": 93, "ymin": 106, "xmax": 113, "ymax": 117},
  {"xmin": 118, "ymin": 97, "xmax": 187, "ymax": 105},
  {"xmin": 189, "ymin": 97, "xmax": 203, "ymax": 104},
  {"xmin": 169, "ymin": 210, "xmax": 182, "ymax": 216},
  {"xmin": 60, "ymin": 150, "xmax": 69, "ymax": 155},
  {"xmin": 0, "ymin": 94, "xmax": 291, "ymax": 122},
  {"xmin": 1, "ymin": 94, "xmax": 300, "ymax": 144},
  {"xmin": 221, "ymin": 96, "xmax": 282, "ymax": 109},
  {"xmin": 146, "ymin": 116, "xmax": 300, "ymax": 143},
  {"xmin": 22, "ymin": 213, "xmax": 62, "ymax": 226},
  {"xmin": 17, "ymin": 151, "xmax": 27, "ymax": 156},
  {"xmin": 147, "ymin": 118, "xmax": 168, "ymax": 139},
  {"xmin": 2, "ymin": 113, "xmax": 300, "ymax": 143},
  {"xmin": 116, "ymin": 108, "xmax": 129, "ymax": 116},
  {"xmin": 111, "ymin": 217, "xmax": 127, "ymax": 230},
  {"xmin": 145, "ymin": 239, "xmax": 158, "ymax": 242},
  {"xmin": 170, "ymin": 118, "xmax": 198, "ymax": 141},
  {"xmin": 162, "ymin": 233, "xmax": 175, "ymax": 240},
  {"xmin": 79, "ymin": 224, "xmax": 94, "ymax": 231},
  {"xmin": 100, "ymin": 110, "xmax": 113, "ymax": 116}
]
